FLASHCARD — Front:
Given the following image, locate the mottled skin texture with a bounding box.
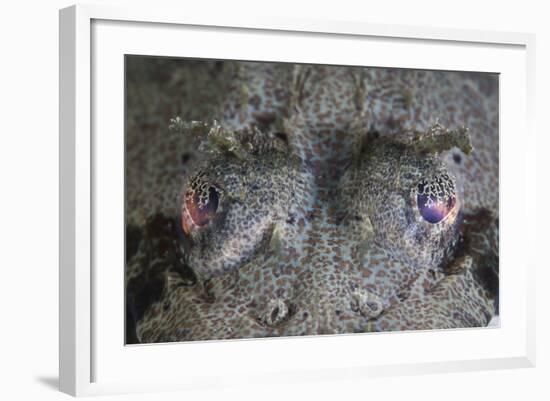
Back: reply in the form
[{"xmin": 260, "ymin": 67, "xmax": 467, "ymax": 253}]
[{"xmin": 125, "ymin": 60, "xmax": 498, "ymax": 343}]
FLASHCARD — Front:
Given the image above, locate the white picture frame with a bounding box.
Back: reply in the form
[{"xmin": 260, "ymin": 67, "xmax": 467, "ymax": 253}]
[{"xmin": 59, "ymin": 3, "xmax": 536, "ymax": 397}]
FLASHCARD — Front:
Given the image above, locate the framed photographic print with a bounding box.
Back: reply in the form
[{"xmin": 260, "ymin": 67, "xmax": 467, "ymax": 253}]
[{"xmin": 59, "ymin": 4, "xmax": 536, "ymax": 397}]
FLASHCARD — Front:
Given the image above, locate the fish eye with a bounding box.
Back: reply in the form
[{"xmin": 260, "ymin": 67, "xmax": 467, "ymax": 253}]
[
  {"xmin": 416, "ymin": 174, "xmax": 457, "ymax": 224},
  {"xmin": 181, "ymin": 174, "xmax": 220, "ymax": 234}
]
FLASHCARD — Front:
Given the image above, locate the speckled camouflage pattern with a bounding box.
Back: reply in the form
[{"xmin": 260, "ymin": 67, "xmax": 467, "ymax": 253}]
[{"xmin": 125, "ymin": 58, "xmax": 498, "ymax": 343}]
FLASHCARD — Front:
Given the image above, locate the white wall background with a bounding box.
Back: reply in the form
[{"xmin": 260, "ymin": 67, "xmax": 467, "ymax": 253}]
[{"xmin": 0, "ymin": 0, "xmax": 547, "ymax": 400}]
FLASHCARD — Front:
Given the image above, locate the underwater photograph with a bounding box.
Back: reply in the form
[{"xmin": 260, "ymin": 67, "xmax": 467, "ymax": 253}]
[{"xmin": 125, "ymin": 56, "xmax": 499, "ymax": 344}]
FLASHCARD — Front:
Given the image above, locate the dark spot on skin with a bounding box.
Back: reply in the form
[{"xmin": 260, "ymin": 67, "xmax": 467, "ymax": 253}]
[
  {"xmin": 181, "ymin": 152, "xmax": 191, "ymax": 165},
  {"xmin": 127, "ymin": 213, "xmax": 190, "ymax": 343},
  {"xmin": 453, "ymin": 153, "xmax": 462, "ymax": 164},
  {"xmin": 450, "ymin": 208, "xmax": 498, "ymax": 317},
  {"xmin": 156, "ymin": 237, "xmax": 172, "ymax": 256},
  {"xmin": 287, "ymin": 302, "xmax": 297, "ymax": 320},
  {"xmin": 126, "ymin": 225, "xmax": 142, "ymax": 262},
  {"xmin": 254, "ymin": 112, "xmax": 276, "ymax": 132},
  {"xmin": 459, "ymin": 210, "xmax": 499, "ymax": 312},
  {"xmin": 474, "ymin": 252, "xmax": 499, "ymax": 310},
  {"xmin": 367, "ymin": 130, "xmax": 380, "ymax": 140},
  {"xmin": 210, "ymin": 61, "xmax": 224, "ymax": 76},
  {"xmin": 145, "ymin": 214, "xmax": 174, "ymax": 239},
  {"xmin": 275, "ymin": 131, "xmax": 288, "ymax": 143},
  {"xmin": 126, "ymin": 274, "xmax": 165, "ymax": 344},
  {"xmin": 396, "ymin": 289, "xmax": 410, "ymax": 301},
  {"xmin": 125, "ymin": 303, "xmax": 139, "ymax": 344},
  {"xmin": 271, "ymin": 306, "xmax": 280, "ymax": 322},
  {"xmin": 286, "ymin": 212, "xmax": 297, "ymax": 225},
  {"xmin": 171, "ymin": 261, "xmax": 197, "ymax": 287}
]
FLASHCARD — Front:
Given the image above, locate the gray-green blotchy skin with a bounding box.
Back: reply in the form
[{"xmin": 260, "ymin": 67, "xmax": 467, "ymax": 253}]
[{"xmin": 125, "ymin": 61, "xmax": 499, "ymax": 343}]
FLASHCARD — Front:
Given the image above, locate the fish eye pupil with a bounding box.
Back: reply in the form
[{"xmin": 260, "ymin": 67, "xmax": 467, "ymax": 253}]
[{"xmin": 416, "ymin": 176, "xmax": 456, "ymax": 224}]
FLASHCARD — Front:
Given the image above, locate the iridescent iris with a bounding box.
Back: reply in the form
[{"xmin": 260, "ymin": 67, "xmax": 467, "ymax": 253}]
[
  {"xmin": 416, "ymin": 175, "xmax": 456, "ymax": 224},
  {"xmin": 181, "ymin": 183, "xmax": 219, "ymax": 234}
]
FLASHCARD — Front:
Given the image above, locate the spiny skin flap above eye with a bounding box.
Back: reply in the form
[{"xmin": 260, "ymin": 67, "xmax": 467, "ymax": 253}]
[
  {"xmin": 181, "ymin": 182, "xmax": 219, "ymax": 234},
  {"xmin": 416, "ymin": 174, "xmax": 456, "ymax": 224}
]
